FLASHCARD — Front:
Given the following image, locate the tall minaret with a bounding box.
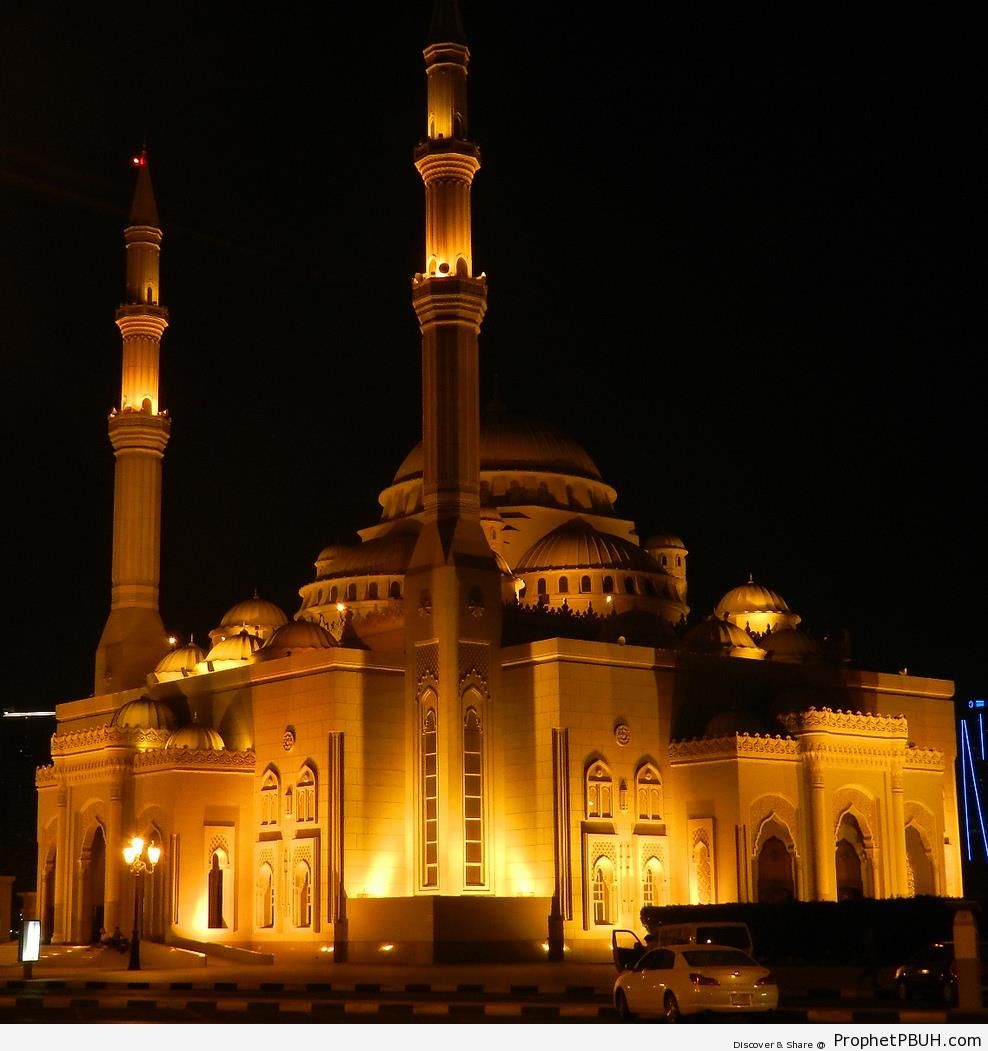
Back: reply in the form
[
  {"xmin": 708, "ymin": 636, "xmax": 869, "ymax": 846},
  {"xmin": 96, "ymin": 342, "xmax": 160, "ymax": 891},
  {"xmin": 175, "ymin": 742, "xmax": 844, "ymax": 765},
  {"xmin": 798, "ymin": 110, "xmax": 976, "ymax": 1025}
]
[
  {"xmin": 405, "ymin": 1, "xmax": 504, "ymax": 897},
  {"xmin": 94, "ymin": 151, "xmax": 171, "ymax": 693}
]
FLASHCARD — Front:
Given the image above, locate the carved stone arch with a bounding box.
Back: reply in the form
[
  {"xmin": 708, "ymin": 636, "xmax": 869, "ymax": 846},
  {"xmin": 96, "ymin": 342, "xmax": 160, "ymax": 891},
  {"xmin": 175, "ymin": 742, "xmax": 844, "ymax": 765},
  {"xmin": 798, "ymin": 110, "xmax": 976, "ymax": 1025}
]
[
  {"xmin": 749, "ymin": 800, "xmax": 799, "ymax": 903},
  {"xmin": 459, "ymin": 671, "xmax": 489, "ymax": 701},
  {"xmin": 76, "ymin": 810, "xmax": 107, "ymax": 944},
  {"xmin": 207, "ymin": 833, "xmax": 231, "ymax": 860},
  {"xmin": 833, "ymin": 788, "xmax": 878, "ymax": 899},
  {"xmin": 903, "ymin": 801, "xmax": 939, "ymax": 896},
  {"xmin": 417, "ymin": 674, "xmax": 439, "ymax": 702}
]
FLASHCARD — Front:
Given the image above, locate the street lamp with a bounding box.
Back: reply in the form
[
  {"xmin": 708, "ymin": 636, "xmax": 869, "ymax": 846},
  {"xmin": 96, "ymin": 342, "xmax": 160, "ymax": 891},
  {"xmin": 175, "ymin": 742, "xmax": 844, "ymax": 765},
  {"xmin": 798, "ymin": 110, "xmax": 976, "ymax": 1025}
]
[{"xmin": 122, "ymin": 836, "xmax": 160, "ymax": 971}]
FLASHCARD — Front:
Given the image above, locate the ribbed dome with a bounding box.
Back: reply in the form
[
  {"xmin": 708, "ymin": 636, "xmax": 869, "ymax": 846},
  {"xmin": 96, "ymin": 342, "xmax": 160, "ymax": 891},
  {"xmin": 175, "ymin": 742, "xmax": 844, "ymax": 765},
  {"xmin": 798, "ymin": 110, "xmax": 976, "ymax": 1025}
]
[
  {"xmin": 154, "ymin": 642, "xmax": 206, "ymax": 677},
  {"xmin": 216, "ymin": 595, "xmax": 288, "ymax": 634},
  {"xmin": 316, "ymin": 529, "xmax": 418, "ymax": 579},
  {"xmin": 263, "ymin": 619, "xmax": 338, "ymax": 654},
  {"xmin": 205, "ymin": 630, "xmax": 263, "ymax": 663},
  {"xmin": 715, "ymin": 581, "xmax": 792, "ymax": 618},
  {"xmin": 111, "ymin": 697, "xmax": 176, "ymax": 731},
  {"xmin": 166, "ymin": 724, "xmax": 225, "ymax": 750},
  {"xmin": 516, "ymin": 518, "xmax": 659, "ymax": 573},
  {"xmin": 714, "ymin": 578, "xmax": 801, "ymax": 634},
  {"xmin": 682, "ymin": 617, "xmax": 765, "ymax": 658},
  {"xmin": 394, "ymin": 406, "xmax": 602, "ymax": 484}
]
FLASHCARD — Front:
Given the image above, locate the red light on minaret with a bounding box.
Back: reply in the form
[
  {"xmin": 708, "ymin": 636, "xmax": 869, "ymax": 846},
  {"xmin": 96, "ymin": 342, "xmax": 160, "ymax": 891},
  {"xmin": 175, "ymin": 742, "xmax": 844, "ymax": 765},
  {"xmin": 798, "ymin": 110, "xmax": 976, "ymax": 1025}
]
[{"xmin": 131, "ymin": 154, "xmax": 145, "ymax": 167}]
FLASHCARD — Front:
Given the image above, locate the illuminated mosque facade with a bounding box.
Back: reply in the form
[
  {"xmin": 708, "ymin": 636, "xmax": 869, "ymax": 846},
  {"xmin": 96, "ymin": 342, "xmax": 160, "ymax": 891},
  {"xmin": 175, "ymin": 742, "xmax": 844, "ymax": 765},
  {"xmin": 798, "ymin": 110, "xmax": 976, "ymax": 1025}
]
[{"xmin": 35, "ymin": 3, "xmax": 963, "ymax": 960}]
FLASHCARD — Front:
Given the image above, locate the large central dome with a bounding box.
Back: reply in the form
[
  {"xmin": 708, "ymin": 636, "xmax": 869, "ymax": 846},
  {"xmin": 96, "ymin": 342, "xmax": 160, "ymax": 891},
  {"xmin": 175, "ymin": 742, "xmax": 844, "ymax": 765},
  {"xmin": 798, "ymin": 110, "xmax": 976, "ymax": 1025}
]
[{"xmin": 393, "ymin": 404, "xmax": 603, "ymax": 484}]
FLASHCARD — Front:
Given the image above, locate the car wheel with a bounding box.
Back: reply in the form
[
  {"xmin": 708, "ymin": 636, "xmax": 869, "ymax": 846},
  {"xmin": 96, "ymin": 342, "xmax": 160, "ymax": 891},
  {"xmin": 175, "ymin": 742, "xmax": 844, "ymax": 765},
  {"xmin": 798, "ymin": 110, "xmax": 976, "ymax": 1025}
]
[
  {"xmin": 616, "ymin": 990, "xmax": 635, "ymax": 1022},
  {"xmin": 664, "ymin": 992, "xmax": 681, "ymax": 1024},
  {"xmin": 896, "ymin": 980, "xmax": 909, "ymax": 1005}
]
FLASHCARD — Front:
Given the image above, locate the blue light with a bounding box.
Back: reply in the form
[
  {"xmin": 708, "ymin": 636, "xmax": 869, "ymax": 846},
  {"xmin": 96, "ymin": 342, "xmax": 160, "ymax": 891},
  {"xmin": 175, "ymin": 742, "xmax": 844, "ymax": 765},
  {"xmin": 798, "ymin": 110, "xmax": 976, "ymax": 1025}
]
[
  {"xmin": 961, "ymin": 721, "xmax": 988, "ymax": 861},
  {"xmin": 968, "ymin": 699, "xmax": 986, "ymax": 709}
]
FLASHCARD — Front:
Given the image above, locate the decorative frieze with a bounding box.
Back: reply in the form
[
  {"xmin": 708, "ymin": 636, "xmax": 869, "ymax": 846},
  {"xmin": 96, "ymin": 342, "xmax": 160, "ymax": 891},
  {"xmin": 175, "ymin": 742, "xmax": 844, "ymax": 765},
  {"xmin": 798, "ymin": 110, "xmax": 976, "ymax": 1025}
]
[
  {"xmin": 903, "ymin": 747, "xmax": 944, "ymax": 771},
  {"xmin": 35, "ymin": 764, "xmax": 57, "ymax": 787},
  {"xmin": 133, "ymin": 748, "xmax": 255, "ymax": 771}
]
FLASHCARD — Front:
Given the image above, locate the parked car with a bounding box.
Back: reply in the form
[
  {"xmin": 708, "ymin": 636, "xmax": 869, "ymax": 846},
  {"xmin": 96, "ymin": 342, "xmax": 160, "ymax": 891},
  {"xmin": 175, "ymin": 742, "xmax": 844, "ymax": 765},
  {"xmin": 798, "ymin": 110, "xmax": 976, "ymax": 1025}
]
[
  {"xmin": 612, "ymin": 941, "xmax": 779, "ymax": 1022},
  {"xmin": 894, "ymin": 942, "xmax": 957, "ymax": 1005}
]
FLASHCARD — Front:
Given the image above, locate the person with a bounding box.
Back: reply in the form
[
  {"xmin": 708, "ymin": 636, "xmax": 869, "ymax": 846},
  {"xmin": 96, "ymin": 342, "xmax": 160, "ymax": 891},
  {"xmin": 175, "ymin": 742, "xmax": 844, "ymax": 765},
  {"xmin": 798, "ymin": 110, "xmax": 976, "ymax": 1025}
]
[{"xmin": 108, "ymin": 926, "xmax": 128, "ymax": 952}]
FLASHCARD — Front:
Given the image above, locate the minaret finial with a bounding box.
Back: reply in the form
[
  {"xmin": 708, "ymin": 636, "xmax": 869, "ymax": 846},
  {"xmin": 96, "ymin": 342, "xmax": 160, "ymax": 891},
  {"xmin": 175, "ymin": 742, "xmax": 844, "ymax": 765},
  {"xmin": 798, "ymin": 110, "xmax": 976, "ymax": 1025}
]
[
  {"xmin": 427, "ymin": 0, "xmax": 467, "ymax": 45},
  {"xmin": 128, "ymin": 147, "xmax": 160, "ymax": 228}
]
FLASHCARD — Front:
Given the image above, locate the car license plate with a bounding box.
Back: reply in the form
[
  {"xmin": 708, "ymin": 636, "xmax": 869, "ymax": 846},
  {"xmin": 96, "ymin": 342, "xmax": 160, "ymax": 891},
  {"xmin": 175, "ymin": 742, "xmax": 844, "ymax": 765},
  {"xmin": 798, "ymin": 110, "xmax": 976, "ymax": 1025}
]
[{"xmin": 730, "ymin": 993, "xmax": 752, "ymax": 1007}]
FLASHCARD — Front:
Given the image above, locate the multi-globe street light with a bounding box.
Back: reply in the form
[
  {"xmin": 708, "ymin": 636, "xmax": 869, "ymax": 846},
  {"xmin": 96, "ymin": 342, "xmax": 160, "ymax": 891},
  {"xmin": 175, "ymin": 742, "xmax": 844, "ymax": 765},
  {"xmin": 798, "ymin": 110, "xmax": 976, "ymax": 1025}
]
[{"xmin": 122, "ymin": 836, "xmax": 160, "ymax": 971}]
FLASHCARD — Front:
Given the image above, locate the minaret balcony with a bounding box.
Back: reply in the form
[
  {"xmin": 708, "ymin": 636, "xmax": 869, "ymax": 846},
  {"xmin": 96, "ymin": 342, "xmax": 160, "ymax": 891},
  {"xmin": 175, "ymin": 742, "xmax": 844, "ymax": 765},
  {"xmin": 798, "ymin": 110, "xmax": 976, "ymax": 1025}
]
[{"xmin": 415, "ymin": 138, "xmax": 480, "ymax": 165}]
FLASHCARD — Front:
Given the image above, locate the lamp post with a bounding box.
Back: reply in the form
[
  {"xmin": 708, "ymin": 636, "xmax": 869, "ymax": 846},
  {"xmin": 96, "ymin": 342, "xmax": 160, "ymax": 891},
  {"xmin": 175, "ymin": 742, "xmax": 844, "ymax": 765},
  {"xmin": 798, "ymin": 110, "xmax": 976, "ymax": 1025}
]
[{"xmin": 122, "ymin": 836, "xmax": 160, "ymax": 971}]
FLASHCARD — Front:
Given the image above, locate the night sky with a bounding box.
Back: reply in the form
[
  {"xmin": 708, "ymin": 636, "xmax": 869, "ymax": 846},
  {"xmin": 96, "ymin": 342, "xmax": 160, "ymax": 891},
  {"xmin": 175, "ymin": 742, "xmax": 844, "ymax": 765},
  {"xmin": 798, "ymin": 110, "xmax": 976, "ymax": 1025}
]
[{"xmin": 1, "ymin": 5, "xmax": 980, "ymax": 723}]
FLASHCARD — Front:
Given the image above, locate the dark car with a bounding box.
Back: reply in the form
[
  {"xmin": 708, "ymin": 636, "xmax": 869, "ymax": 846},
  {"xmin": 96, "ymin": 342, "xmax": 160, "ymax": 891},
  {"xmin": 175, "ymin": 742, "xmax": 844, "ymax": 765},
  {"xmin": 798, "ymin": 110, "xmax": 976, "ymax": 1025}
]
[{"xmin": 894, "ymin": 942, "xmax": 956, "ymax": 1005}]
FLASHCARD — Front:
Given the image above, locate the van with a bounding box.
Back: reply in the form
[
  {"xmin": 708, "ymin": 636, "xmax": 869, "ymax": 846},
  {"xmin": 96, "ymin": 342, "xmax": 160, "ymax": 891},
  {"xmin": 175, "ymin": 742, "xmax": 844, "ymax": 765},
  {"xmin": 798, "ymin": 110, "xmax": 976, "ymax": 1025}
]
[{"xmin": 654, "ymin": 921, "xmax": 754, "ymax": 956}]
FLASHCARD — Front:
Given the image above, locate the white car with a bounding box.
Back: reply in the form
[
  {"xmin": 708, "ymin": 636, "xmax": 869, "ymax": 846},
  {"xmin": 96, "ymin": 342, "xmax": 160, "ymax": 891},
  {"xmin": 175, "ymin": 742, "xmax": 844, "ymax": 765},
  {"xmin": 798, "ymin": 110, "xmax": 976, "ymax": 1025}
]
[{"xmin": 613, "ymin": 943, "xmax": 779, "ymax": 1022}]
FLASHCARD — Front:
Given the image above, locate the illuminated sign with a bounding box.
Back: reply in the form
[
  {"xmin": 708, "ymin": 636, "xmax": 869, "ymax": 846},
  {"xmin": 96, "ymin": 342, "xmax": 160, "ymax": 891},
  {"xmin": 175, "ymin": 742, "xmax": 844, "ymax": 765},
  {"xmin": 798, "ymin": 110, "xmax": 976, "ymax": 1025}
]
[
  {"xmin": 18, "ymin": 921, "xmax": 41, "ymax": 964},
  {"xmin": 968, "ymin": 699, "xmax": 985, "ymax": 709}
]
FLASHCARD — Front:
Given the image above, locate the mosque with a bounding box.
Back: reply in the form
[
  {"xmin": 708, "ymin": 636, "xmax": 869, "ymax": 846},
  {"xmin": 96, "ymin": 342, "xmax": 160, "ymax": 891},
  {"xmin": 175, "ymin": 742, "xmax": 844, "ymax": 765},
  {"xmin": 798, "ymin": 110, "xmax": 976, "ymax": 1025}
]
[{"xmin": 35, "ymin": 2, "xmax": 962, "ymax": 961}]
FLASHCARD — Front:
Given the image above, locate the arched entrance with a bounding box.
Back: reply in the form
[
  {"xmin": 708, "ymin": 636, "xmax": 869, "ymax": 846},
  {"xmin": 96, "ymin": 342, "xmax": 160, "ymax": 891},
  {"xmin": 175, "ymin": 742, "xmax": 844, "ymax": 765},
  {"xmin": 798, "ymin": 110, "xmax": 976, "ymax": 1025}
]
[
  {"xmin": 757, "ymin": 836, "xmax": 795, "ymax": 902},
  {"xmin": 905, "ymin": 825, "xmax": 936, "ymax": 896},
  {"xmin": 79, "ymin": 825, "xmax": 106, "ymax": 943},
  {"xmin": 42, "ymin": 846, "xmax": 56, "ymax": 943},
  {"xmin": 835, "ymin": 813, "xmax": 871, "ymax": 900}
]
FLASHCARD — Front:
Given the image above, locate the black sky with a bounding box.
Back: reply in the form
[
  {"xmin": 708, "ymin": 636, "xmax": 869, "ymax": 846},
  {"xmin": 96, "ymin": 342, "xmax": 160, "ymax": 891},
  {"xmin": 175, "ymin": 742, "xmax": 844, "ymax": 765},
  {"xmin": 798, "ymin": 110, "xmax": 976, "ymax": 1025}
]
[{"xmin": 0, "ymin": 4, "xmax": 981, "ymax": 712}]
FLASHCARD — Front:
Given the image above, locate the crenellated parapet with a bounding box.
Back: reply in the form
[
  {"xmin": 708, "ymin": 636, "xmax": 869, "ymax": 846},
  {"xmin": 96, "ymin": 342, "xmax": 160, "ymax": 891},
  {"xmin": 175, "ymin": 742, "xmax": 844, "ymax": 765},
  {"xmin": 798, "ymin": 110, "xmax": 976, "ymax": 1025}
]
[
  {"xmin": 51, "ymin": 724, "xmax": 171, "ymax": 756},
  {"xmin": 779, "ymin": 706, "xmax": 908, "ymax": 738},
  {"xmin": 669, "ymin": 732, "xmax": 798, "ymax": 763}
]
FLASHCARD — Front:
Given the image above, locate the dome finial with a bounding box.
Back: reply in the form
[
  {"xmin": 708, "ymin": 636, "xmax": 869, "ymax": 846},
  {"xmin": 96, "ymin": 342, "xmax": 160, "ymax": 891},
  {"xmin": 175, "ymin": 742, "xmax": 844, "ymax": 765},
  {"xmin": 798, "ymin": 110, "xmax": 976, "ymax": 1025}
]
[{"xmin": 747, "ymin": 571, "xmax": 754, "ymax": 584}]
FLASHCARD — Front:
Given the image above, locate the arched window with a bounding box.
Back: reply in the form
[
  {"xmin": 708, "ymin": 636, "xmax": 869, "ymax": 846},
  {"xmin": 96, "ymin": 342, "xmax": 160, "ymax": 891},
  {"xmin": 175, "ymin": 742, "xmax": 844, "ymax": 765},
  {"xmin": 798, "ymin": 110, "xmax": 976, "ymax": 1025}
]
[
  {"xmin": 208, "ymin": 849, "xmax": 228, "ymax": 928},
  {"xmin": 661, "ymin": 554, "xmax": 668, "ymax": 566},
  {"xmin": 260, "ymin": 769, "xmax": 280, "ymax": 825},
  {"xmin": 592, "ymin": 859, "xmax": 614, "ymax": 925},
  {"xmin": 293, "ymin": 860, "xmax": 312, "ymax": 927},
  {"xmin": 624, "ymin": 576, "xmax": 636, "ymax": 594},
  {"xmin": 346, "ymin": 583, "xmax": 357, "ymax": 602},
  {"xmin": 586, "ymin": 761, "xmax": 613, "ymax": 818},
  {"xmin": 537, "ymin": 578, "xmax": 547, "ymax": 596},
  {"xmin": 602, "ymin": 576, "xmax": 614, "ymax": 593},
  {"xmin": 367, "ymin": 581, "xmax": 379, "ymax": 600},
  {"xmin": 642, "ymin": 857, "xmax": 664, "ymax": 908},
  {"xmin": 421, "ymin": 703, "xmax": 438, "ymax": 888},
  {"xmin": 558, "ymin": 576, "xmax": 569, "ymax": 594},
  {"xmin": 676, "ymin": 556, "xmax": 682, "ymax": 567},
  {"xmin": 463, "ymin": 706, "xmax": 485, "ymax": 887},
  {"xmin": 636, "ymin": 764, "xmax": 662, "ymax": 820},
  {"xmin": 329, "ymin": 585, "xmax": 338, "ymax": 604},
  {"xmin": 257, "ymin": 863, "xmax": 275, "ymax": 928},
  {"xmin": 389, "ymin": 580, "xmax": 401, "ymax": 599},
  {"xmin": 644, "ymin": 579, "xmax": 655, "ymax": 596},
  {"xmin": 296, "ymin": 765, "xmax": 316, "ymax": 823},
  {"xmin": 580, "ymin": 575, "xmax": 592, "ymax": 594}
]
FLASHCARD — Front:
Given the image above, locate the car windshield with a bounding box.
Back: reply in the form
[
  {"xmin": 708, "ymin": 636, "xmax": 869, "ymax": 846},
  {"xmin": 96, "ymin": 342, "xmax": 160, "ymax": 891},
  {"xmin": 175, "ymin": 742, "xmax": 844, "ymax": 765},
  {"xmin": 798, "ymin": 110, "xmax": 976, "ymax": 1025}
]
[{"xmin": 683, "ymin": 948, "xmax": 756, "ymax": 967}]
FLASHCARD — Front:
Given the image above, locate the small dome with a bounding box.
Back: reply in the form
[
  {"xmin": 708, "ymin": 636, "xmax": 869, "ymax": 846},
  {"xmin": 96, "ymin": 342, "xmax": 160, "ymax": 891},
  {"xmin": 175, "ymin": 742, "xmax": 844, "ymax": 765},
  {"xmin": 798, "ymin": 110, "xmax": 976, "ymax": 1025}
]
[
  {"xmin": 111, "ymin": 697, "xmax": 176, "ymax": 731},
  {"xmin": 761, "ymin": 628, "xmax": 821, "ymax": 662},
  {"xmin": 714, "ymin": 578, "xmax": 801, "ymax": 634},
  {"xmin": 516, "ymin": 518, "xmax": 660, "ymax": 573},
  {"xmin": 212, "ymin": 594, "xmax": 288, "ymax": 643},
  {"xmin": 153, "ymin": 642, "xmax": 206, "ymax": 679},
  {"xmin": 682, "ymin": 617, "xmax": 765, "ymax": 659},
  {"xmin": 166, "ymin": 723, "xmax": 225, "ymax": 750},
  {"xmin": 205, "ymin": 629, "xmax": 263, "ymax": 664},
  {"xmin": 262, "ymin": 619, "xmax": 338, "ymax": 656},
  {"xmin": 394, "ymin": 405, "xmax": 603, "ymax": 484},
  {"xmin": 644, "ymin": 533, "xmax": 687, "ymax": 550},
  {"xmin": 315, "ymin": 529, "xmax": 418, "ymax": 579}
]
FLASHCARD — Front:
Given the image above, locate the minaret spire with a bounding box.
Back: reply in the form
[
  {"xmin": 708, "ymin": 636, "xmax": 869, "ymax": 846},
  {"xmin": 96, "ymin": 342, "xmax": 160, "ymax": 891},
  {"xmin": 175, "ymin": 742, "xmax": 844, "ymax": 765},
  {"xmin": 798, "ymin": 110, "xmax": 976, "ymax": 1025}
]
[
  {"xmin": 94, "ymin": 150, "xmax": 171, "ymax": 692},
  {"xmin": 405, "ymin": 2, "xmax": 502, "ymax": 897}
]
